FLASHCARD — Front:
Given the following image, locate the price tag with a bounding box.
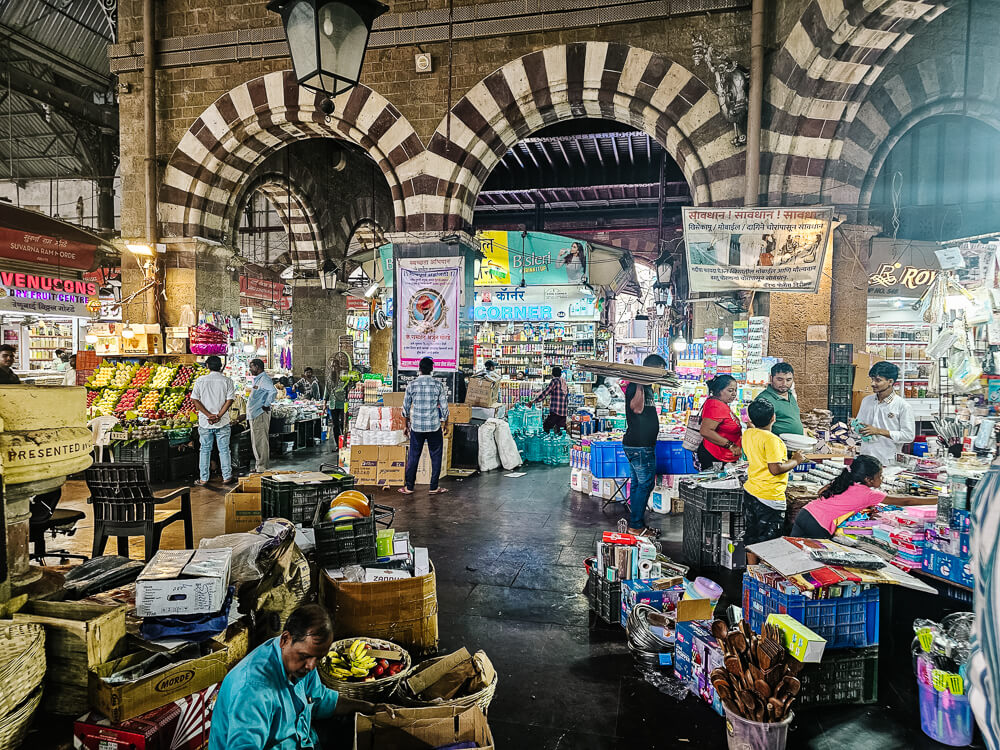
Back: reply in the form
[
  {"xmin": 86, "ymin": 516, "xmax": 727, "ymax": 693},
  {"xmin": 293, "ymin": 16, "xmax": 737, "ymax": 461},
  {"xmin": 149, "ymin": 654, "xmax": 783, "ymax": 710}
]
[{"xmin": 917, "ymin": 627, "xmax": 934, "ymax": 653}]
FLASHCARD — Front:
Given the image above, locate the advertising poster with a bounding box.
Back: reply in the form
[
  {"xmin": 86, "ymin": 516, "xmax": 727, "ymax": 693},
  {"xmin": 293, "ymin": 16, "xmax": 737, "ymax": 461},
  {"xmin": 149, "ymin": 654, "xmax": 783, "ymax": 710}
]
[
  {"xmin": 682, "ymin": 207, "xmax": 833, "ymax": 293},
  {"xmin": 397, "ymin": 257, "xmax": 460, "ymax": 372},
  {"xmin": 476, "ymin": 231, "xmax": 590, "ymax": 286}
]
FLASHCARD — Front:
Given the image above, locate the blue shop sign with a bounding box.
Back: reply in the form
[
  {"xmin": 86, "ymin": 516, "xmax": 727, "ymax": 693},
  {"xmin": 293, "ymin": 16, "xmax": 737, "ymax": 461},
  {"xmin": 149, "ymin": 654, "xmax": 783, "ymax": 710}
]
[{"xmin": 472, "ymin": 304, "xmax": 553, "ymax": 321}]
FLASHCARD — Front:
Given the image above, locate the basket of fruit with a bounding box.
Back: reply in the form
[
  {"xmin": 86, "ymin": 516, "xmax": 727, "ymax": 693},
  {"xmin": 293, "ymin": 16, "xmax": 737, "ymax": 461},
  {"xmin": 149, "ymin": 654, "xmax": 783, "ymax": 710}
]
[{"xmin": 318, "ymin": 637, "xmax": 411, "ymax": 700}]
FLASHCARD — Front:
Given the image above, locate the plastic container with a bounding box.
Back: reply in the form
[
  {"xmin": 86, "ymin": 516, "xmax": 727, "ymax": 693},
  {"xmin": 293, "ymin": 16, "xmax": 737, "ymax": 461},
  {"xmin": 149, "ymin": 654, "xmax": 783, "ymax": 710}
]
[
  {"xmin": 724, "ymin": 706, "xmax": 793, "ymax": 750},
  {"xmin": 683, "ymin": 576, "xmax": 722, "ymax": 607},
  {"xmin": 918, "ymin": 683, "xmax": 974, "ymax": 746}
]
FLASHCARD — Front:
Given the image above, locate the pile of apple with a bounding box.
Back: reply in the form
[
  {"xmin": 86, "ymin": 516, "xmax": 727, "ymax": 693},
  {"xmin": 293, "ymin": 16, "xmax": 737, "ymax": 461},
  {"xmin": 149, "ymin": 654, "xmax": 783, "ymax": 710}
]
[
  {"xmin": 86, "ymin": 390, "xmax": 99, "ymax": 408},
  {"xmin": 110, "ymin": 363, "xmax": 138, "ymax": 388},
  {"xmin": 178, "ymin": 395, "xmax": 196, "ymax": 414},
  {"xmin": 171, "ymin": 365, "xmax": 199, "ymax": 387},
  {"xmin": 130, "ymin": 364, "xmax": 155, "ymax": 388},
  {"xmin": 150, "ymin": 365, "xmax": 176, "ymax": 389},
  {"xmin": 115, "ymin": 388, "xmax": 142, "ymax": 414},
  {"xmin": 89, "ymin": 365, "xmax": 114, "ymax": 388},
  {"xmin": 94, "ymin": 389, "xmax": 123, "ymax": 416}
]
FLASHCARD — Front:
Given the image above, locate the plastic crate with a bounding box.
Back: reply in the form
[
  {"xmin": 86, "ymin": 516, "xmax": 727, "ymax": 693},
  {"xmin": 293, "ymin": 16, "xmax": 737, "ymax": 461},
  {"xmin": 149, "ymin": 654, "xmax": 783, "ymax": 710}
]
[
  {"xmin": 682, "ymin": 503, "xmax": 745, "ymax": 567},
  {"xmin": 679, "ymin": 480, "xmax": 742, "ymax": 512},
  {"xmin": 828, "ymin": 391, "xmax": 852, "ymax": 407},
  {"xmin": 116, "ymin": 438, "xmax": 168, "ymax": 465},
  {"xmin": 742, "ymin": 575, "xmax": 879, "ymax": 649},
  {"xmin": 798, "ymin": 647, "xmax": 879, "ymax": 706},
  {"xmin": 312, "ymin": 499, "xmax": 394, "ymax": 568},
  {"xmin": 656, "ymin": 441, "xmax": 697, "ymax": 475},
  {"xmin": 589, "ymin": 441, "xmax": 630, "ymax": 478},
  {"xmin": 262, "ymin": 476, "xmax": 343, "ymax": 526},
  {"xmin": 587, "ymin": 568, "xmax": 622, "ymax": 625},
  {"xmin": 167, "ymin": 450, "xmax": 197, "ymax": 481},
  {"xmin": 830, "ymin": 343, "xmax": 853, "ymax": 365},
  {"xmin": 828, "ymin": 365, "xmax": 855, "ymax": 386}
]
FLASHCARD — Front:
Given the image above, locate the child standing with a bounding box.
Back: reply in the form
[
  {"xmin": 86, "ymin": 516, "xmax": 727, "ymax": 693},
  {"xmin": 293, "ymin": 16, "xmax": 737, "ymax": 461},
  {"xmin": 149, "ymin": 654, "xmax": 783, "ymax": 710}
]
[{"xmin": 742, "ymin": 400, "xmax": 805, "ymax": 550}]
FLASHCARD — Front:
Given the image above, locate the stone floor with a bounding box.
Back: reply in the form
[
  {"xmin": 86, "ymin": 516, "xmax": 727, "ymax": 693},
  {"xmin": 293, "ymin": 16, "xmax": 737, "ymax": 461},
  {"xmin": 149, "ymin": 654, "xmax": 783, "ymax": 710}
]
[{"xmin": 36, "ymin": 448, "xmax": 982, "ymax": 748}]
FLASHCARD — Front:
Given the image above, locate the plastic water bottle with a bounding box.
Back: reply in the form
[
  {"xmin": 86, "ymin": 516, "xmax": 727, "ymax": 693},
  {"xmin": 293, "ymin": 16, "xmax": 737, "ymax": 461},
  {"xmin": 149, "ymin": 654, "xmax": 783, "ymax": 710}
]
[{"xmin": 542, "ymin": 434, "xmax": 553, "ymax": 465}]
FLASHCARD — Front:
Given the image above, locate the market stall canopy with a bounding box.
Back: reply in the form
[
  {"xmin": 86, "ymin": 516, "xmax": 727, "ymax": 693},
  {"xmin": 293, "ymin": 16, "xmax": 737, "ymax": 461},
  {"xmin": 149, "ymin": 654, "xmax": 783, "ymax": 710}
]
[{"xmin": 0, "ymin": 201, "xmax": 116, "ymax": 272}]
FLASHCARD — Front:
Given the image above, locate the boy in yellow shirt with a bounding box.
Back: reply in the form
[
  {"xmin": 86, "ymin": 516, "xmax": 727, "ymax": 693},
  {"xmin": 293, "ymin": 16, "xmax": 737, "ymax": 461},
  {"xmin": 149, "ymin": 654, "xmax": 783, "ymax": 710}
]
[{"xmin": 742, "ymin": 400, "xmax": 804, "ymax": 550}]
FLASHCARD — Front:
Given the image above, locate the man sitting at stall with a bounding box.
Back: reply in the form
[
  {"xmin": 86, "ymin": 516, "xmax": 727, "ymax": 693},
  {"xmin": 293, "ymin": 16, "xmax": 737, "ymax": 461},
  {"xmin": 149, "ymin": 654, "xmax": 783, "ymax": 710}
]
[
  {"xmin": 754, "ymin": 362, "xmax": 804, "ymax": 436},
  {"xmin": 295, "ymin": 368, "xmax": 322, "ymax": 400},
  {"xmin": 209, "ymin": 604, "xmax": 374, "ymax": 749}
]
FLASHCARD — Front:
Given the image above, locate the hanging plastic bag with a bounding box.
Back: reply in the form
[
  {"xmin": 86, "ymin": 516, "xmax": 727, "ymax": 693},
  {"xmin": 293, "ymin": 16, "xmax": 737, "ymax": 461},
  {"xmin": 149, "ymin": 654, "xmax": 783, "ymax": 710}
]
[
  {"xmin": 178, "ymin": 304, "xmax": 196, "ymax": 328},
  {"xmin": 950, "ymin": 355, "xmax": 982, "ymax": 393}
]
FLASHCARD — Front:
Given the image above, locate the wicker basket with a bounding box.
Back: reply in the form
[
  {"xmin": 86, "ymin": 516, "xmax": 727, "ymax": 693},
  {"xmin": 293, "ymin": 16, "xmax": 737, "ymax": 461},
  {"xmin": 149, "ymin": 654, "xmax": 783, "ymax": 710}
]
[
  {"xmin": 0, "ymin": 624, "xmax": 44, "ymax": 717},
  {"xmin": 394, "ymin": 651, "xmax": 497, "ymax": 714},
  {"xmin": 0, "ymin": 687, "xmax": 41, "ymax": 750},
  {"xmin": 317, "ymin": 637, "xmax": 412, "ymax": 700}
]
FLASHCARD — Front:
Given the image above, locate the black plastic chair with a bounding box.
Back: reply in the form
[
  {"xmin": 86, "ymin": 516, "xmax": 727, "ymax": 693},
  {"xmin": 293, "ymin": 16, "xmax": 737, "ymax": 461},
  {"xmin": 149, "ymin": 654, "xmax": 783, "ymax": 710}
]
[
  {"xmin": 86, "ymin": 463, "xmax": 194, "ymax": 562},
  {"xmin": 30, "ymin": 488, "xmax": 88, "ymax": 565}
]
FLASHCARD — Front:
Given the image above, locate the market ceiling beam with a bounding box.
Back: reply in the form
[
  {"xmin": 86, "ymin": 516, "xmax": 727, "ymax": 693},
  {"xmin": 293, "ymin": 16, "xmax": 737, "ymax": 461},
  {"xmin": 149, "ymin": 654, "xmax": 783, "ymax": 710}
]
[
  {"xmin": 0, "ymin": 20, "xmax": 111, "ymax": 90},
  {"xmin": 2, "ymin": 67, "xmax": 116, "ymax": 130}
]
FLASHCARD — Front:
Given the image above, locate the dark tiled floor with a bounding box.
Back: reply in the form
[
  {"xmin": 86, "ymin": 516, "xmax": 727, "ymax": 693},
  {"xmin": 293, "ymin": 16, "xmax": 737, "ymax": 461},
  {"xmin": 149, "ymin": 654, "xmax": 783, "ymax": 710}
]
[{"xmin": 41, "ymin": 452, "xmax": 983, "ymax": 748}]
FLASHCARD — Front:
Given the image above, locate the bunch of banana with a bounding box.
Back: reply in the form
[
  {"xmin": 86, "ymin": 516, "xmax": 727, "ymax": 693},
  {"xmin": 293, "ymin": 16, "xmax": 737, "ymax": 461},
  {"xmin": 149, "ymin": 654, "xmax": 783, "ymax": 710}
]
[{"xmin": 327, "ymin": 640, "xmax": 377, "ymax": 680}]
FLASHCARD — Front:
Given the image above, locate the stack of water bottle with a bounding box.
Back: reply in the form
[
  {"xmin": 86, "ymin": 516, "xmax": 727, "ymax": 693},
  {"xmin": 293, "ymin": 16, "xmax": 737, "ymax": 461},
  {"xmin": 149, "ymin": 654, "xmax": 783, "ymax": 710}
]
[{"xmin": 507, "ymin": 403, "xmax": 572, "ymax": 465}]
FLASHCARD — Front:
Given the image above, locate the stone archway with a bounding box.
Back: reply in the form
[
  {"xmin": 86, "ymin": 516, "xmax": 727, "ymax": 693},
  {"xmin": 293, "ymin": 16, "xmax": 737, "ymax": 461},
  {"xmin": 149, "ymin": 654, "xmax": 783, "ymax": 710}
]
[
  {"xmin": 413, "ymin": 42, "xmax": 742, "ymax": 232},
  {"xmin": 158, "ymin": 70, "xmax": 424, "ymax": 241},
  {"xmin": 234, "ymin": 171, "xmax": 324, "ymax": 269},
  {"xmin": 763, "ymin": 0, "xmax": 957, "ymax": 205}
]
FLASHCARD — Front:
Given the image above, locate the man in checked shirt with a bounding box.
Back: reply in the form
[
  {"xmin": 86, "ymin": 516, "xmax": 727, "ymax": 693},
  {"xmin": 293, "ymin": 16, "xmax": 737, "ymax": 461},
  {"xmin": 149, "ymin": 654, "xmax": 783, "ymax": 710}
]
[
  {"xmin": 400, "ymin": 356, "xmax": 450, "ymax": 495},
  {"xmin": 531, "ymin": 366, "xmax": 568, "ymax": 434}
]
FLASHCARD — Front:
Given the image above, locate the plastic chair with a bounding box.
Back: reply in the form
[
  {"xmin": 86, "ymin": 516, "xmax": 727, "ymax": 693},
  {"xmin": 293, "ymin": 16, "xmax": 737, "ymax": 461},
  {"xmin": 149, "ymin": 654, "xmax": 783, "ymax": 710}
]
[
  {"xmin": 86, "ymin": 463, "xmax": 194, "ymax": 562},
  {"xmin": 88, "ymin": 416, "xmax": 119, "ymax": 463}
]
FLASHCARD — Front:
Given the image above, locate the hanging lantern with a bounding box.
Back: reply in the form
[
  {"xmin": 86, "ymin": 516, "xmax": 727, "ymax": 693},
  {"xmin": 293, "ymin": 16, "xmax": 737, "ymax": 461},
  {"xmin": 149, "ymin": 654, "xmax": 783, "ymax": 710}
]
[{"xmin": 269, "ymin": 0, "xmax": 389, "ymax": 113}]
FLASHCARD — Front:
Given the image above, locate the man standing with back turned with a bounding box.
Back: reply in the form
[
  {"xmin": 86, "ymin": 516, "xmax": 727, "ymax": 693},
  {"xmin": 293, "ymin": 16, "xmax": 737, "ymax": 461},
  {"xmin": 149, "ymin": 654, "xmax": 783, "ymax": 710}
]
[
  {"xmin": 190, "ymin": 355, "xmax": 236, "ymax": 486},
  {"xmin": 400, "ymin": 357, "xmax": 449, "ymax": 495},
  {"xmin": 247, "ymin": 358, "xmax": 277, "ymax": 472}
]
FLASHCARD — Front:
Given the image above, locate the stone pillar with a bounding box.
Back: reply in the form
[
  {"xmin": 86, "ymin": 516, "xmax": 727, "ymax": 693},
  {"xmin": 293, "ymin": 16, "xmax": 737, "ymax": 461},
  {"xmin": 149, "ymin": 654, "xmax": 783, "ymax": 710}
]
[
  {"xmin": 831, "ymin": 223, "xmax": 880, "ymax": 354},
  {"xmin": 768, "ymin": 235, "xmax": 834, "ymax": 413},
  {"xmin": 291, "ymin": 282, "xmax": 347, "ymax": 391}
]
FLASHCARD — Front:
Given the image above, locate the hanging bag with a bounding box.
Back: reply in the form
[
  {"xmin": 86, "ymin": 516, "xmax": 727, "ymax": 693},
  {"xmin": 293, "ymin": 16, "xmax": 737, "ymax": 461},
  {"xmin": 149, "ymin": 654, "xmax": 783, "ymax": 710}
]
[{"xmin": 682, "ymin": 402, "xmax": 707, "ymax": 452}]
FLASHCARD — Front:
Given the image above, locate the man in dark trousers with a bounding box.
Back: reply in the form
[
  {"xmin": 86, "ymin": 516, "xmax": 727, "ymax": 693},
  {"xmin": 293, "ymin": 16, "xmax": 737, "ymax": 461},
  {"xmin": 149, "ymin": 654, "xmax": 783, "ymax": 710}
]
[
  {"xmin": 531, "ymin": 366, "xmax": 568, "ymax": 433},
  {"xmin": 623, "ymin": 354, "xmax": 667, "ymax": 538},
  {"xmin": 399, "ymin": 357, "xmax": 450, "ymax": 495}
]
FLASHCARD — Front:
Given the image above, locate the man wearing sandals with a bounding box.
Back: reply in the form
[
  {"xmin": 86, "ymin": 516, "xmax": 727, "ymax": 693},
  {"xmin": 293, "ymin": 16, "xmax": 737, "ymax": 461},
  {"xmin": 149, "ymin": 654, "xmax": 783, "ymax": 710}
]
[
  {"xmin": 623, "ymin": 354, "xmax": 667, "ymax": 537},
  {"xmin": 400, "ymin": 357, "xmax": 450, "ymax": 495}
]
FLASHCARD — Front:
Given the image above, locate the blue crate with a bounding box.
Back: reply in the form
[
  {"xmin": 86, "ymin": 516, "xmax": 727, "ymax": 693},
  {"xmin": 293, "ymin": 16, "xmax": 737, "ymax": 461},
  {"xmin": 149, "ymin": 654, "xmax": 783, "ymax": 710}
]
[
  {"xmin": 742, "ymin": 575, "xmax": 879, "ymax": 650},
  {"xmin": 590, "ymin": 441, "xmax": 630, "ymax": 478},
  {"xmin": 655, "ymin": 441, "xmax": 697, "ymax": 475}
]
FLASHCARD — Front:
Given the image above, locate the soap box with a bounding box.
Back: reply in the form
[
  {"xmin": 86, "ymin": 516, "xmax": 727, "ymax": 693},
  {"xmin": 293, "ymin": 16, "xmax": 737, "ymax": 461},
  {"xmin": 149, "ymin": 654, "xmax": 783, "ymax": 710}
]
[{"xmin": 765, "ymin": 613, "xmax": 826, "ymax": 663}]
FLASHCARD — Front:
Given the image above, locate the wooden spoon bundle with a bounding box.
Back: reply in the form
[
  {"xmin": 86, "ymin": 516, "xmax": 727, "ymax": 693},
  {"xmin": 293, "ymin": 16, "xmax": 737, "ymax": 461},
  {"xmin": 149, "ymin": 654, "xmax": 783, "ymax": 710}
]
[{"xmin": 710, "ymin": 619, "xmax": 803, "ymax": 724}]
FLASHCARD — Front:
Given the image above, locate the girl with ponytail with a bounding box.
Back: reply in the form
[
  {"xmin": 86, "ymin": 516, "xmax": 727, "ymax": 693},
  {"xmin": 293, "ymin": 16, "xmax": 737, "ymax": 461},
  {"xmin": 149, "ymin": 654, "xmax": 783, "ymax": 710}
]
[{"xmin": 791, "ymin": 455, "xmax": 936, "ymax": 538}]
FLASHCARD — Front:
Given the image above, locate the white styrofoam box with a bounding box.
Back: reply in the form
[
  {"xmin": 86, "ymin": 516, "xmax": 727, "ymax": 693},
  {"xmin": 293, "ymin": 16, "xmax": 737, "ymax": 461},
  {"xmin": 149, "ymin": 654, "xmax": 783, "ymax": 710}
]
[
  {"xmin": 570, "ymin": 468, "xmax": 585, "ymax": 491},
  {"xmin": 136, "ymin": 548, "xmax": 232, "ymax": 618},
  {"xmin": 591, "ymin": 477, "xmax": 603, "ymax": 497},
  {"xmin": 363, "ymin": 568, "xmax": 412, "ymax": 582}
]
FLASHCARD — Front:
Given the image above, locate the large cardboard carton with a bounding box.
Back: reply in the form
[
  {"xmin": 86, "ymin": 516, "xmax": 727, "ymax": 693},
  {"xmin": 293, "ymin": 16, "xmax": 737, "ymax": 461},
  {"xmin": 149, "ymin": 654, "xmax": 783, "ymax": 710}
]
[
  {"xmin": 74, "ymin": 683, "xmax": 218, "ymax": 750},
  {"xmin": 136, "ymin": 549, "xmax": 232, "ymax": 618},
  {"xmin": 465, "ymin": 377, "xmax": 499, "ymax": 407},
  {"xmin": 376, "ymin": 444, "xmax": 408, "ymax": 488},
  {"xmin": 89, "ymin": 645, "xmax": 228, "ymax": 722},
  {"xmin": 448, "ymin": 403, "xmax": 471, "ymax": 424},
  {"xmin": 225, "ymin": 481, "xmax": 262, "ymax": 534},
  {"xmin": 381, "ymin": 392, "xmax": 406, "ymax": 407},
  {"xmin": 350, "ymin": 445, "xmax": 380, "ymax": 485},
  {"xmin": 354, "ymin": 705, "xmax": 494, "ymax": 750},
  {"xmin": 321, "ymin": 564, "xmax": 438, "ymax": 654},
  {"xmin": 413, "ymin": 438, "xmax": 450, "ymax": 485}
]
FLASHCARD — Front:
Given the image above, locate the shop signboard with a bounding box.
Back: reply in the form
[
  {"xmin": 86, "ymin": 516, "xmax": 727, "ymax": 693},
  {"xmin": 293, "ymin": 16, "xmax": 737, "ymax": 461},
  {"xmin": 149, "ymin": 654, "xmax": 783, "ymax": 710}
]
[
  {"xmin": 476, "ymin": 231, "xmax": 589, "ymax": 286},
  {"xmin": 397, "ymin": 257, "xmax": 460, "ymax": 372},
  {"xmin": 239, "ymin": 275, "xmax": 290, "ymax": 309},
  {"xmin": 472, "ymin": 286, "xmax": 599, "ymax": 322},
  {"xmin": 0, "ymin": 270, "xmax": 95, "ymax": 317},
  {"xmin": 682, "ymin": 207, "xmax": 833, "ymax": 293},
  {"xmin": 0, "ymin": 227, "xmax": 96, "ymax": 270},
  {"xmin": 867, "ymin": 238, "xmax": 939, "ymax": 298}
]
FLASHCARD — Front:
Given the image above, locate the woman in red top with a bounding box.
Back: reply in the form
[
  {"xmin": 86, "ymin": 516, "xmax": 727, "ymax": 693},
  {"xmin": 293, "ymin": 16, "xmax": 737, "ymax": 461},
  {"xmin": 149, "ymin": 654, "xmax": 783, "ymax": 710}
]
[{"xmin": 698, "ymin": 374, "xmax": 743, "ymax": 469}]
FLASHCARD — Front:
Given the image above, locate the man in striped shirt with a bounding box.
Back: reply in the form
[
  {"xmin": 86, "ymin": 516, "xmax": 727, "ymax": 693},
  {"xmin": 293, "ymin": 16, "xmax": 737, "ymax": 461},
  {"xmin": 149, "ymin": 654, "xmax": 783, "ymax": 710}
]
[{"xmin": 532, "ymin": 366, "xmax": 568, "ymax": 434}]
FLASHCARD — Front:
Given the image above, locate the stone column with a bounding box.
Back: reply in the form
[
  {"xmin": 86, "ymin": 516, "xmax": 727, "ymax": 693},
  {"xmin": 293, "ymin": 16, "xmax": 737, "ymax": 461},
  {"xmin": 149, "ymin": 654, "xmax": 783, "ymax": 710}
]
[
  {"xmin": 291, "ymin": 282, "xmax": 347, "ymax": 391},
  {"xmin": 831, "ymin": 223, "xmax": 881, "ymax": 354}
]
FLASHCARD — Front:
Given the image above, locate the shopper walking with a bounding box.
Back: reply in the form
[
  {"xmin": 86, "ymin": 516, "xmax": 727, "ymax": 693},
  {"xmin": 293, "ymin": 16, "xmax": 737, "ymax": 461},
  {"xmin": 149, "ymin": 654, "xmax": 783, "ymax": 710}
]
[
  {"xmin": 623, "ymin": 354, "xmax": 667, "ymax": 538},
  {"xmin": 295, "ymin": 368, "xmax": 321, "ymax": 400},
  {"xmin": 531, "ymin": 366, "xmax": 568, "ymax": 433},
  {"xmin": 191, "ymin": 355, "xmax": 236, "ymax": 486},
  {"xmin": 742, "ymin": 400, "xmax": 804, "ymax": 552},
  {"xmin": 247, "ymin": 358, "xmax": 276, "ymax": 472},
  {"xmin": 326, "ymin": 376, "xmax": 347, "ymax": 450},
  {"xmin": 753, "ymin": 362, "xmax": 804, "ymax": 436},
  {"xmin": 0, "ymin": 345, "xmax": 20, "ymax": 384},
  {"xmin": 857, "ymin": 360, "xmax": 915, "ymax": 466},
  {"xmin": 400, "ymin": 357, "xmax": 449, "ymax": 495},
  {"xmin": 698, "ymin": 374, "xmax": 743, "ymax": 469}
]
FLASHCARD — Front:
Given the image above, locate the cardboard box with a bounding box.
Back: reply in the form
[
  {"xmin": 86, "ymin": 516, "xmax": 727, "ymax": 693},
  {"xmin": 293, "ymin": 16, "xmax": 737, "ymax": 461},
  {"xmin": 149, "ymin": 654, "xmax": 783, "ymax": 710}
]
[
  {"xmin": 376, "ymin": 444, "xmax": 407, "ymax": 488},
  {"xmin": 449, "ymin": 403, "xmax": 472, "ymax": 424},
  {"xmin": 766, "ymin": 613, "xmax": 827, "ymax": 663},
  {"xmin": 720, "ymin": 537, "xmax": 746, "ymax": 570},
  {"xmin": 74, "ymin": 683, "xmax": 218, "ymax": 750},
  {"xmin": 414, "ymin": 438, "xmax": 450, "ymax": 485},
  {"xmin": 224, "ymin": 483, "xmax": 261, "ymax": 534},
  {"xmin": 136, "ymin": 549, "xmax": 232, "ymax": 618},
  {"xmin": 122, "ymin": 333, "xmax": 164, "ymax": 356},
  {"xmin": 350, "ymin": 445, "xmax": 380, "ymax": 485},
  {"xmin": 381, "ymin": 392, "xmax": 405, "ymax": 407},
  {"xmin": 354, "ymin": 705, "xmax": 494, "ymax": 750},
  {"xmin": 465, "ymin": 377, "xmax": 500, "ymax": 407},
  {"xmin": 89, "ymin": 645, "xmax": 228, "ymax": 722},
  {"xmin": 320, "ymin": 564, "xmax": 438, "ymax": 655}
]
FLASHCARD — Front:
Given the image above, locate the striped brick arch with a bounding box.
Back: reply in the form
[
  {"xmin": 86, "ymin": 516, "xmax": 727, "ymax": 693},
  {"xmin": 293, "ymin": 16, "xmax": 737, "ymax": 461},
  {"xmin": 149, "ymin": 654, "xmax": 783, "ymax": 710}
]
[
  {"xmin": 158, "ymin": 70, "xmax": 424, "ymax": 242},
  {"xmin": 420, "ymin": 43, "xmax": 743, "ymax": 231},
  {"xmin": 236, "ymin": 173, "xmax": 324, "ymax": 269},
  {"xmin": 763, "ymin": 0, "xmax": 957, "ymax": 206}
]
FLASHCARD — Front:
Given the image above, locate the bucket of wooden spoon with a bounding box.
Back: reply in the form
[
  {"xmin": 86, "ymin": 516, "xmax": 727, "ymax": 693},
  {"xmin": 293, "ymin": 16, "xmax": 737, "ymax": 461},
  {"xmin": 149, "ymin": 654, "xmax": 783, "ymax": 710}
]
[{"xmin": 723, "ymin": 704, "xmax": 794, "ymax": 750}]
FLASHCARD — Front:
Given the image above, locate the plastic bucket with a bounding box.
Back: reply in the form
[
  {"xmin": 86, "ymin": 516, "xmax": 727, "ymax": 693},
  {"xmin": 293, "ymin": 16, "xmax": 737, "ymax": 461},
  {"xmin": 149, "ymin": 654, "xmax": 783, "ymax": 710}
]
[
  {"xmin": 684, "ymin": 576, "xmax": 723, "ymax": 608},
  {"xmin": 918, "ymin": 683, "xmax": 974, "ymax": 746},
  {"xmin": 724, "ymin": 706, "xmax": 793, "ymax": 750}
]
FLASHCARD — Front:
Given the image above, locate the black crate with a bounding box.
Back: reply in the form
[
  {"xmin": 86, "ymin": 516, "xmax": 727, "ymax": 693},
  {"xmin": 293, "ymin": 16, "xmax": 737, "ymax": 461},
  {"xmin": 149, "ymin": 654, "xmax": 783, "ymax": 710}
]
[
  {"xmin": 117, "ymin": 438, "xmax": 169, "ymax": 465},
  {"xmin": 798, "ymin": 647, "xmax": 879, "ymax": 706},
  {"xmin": 830, "ymin": 343, "xmax": 854, "ymax": 365},
  {"xmin": 828, "ymin": 391, "xmax": 852, "ymax": 407},
  {"xmin": 829, "ymin": 365, "xmax": 855, "ymax": 386},
  {"xmin": 143, "ymin": 458, "xmax": 169, "ymax": 484},
  {"xmin": 683, "ymin": 503, "xmax": 745, "ymax": 567},
  {"xmin": 313, "ymin": 499, "xmax": 394, "ymax": 568},
  {"xmin": 830, "ymin": 409, "xmax": 852, "ymax": 426},
  {"xmin": 168, "ymin": 450, "xmax": 197, "ymax": 482},
  {"xmin": 262, "ymin": 476, "xmax": 343, "ymax": 525},
  {"xmin": 679, "ymin": 480, "xmax": 742, "ymax": 512},
  {"xmin": 586, "ymin": 568, "xmax": 622, "ymax": 625}
]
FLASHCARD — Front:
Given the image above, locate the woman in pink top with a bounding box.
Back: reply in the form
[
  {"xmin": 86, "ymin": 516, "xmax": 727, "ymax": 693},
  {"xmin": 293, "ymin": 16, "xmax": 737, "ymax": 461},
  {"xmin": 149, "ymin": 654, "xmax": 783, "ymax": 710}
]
[{"xmin": 791, "ymin": 455, "xmax": 936, "ymax": 538}]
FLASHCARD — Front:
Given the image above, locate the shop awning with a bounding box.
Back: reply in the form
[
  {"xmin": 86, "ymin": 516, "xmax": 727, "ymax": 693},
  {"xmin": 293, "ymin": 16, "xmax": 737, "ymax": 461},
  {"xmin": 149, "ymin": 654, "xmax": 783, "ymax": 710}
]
[{"xmin": 0, "ymin": 201, "xmax": 116, "ymax": 272}]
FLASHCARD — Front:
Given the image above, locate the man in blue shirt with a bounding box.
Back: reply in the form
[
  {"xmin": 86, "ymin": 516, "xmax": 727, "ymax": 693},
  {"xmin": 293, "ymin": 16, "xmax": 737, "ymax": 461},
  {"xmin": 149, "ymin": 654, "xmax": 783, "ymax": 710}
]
[
  {"xmin": 209, "ymin": 605, "xmax": 374, "ymax": 749},
  {"xmin": 400, "ymin": 357, "xmax": 449, "ymax": 496},
  {"xmin": 247, "ymin": 358, "xmax": 277, "ymax": 472}
]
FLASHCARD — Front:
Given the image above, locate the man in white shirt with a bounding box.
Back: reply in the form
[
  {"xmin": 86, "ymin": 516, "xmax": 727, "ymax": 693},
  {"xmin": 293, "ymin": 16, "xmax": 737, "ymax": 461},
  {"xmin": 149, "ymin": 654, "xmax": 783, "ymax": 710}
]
[
  {"xmin": 191, "ymin": 355, "xmax": 237, "ymax": 486},
  {"xmin": 857, "ymin": 360, "xmax": 915, "ymax": 467}
]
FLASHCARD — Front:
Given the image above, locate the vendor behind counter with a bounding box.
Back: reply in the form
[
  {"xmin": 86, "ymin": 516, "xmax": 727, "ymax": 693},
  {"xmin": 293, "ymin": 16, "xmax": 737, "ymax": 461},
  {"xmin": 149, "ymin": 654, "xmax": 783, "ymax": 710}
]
[{"xmin": 753, "ymin": 362, "xmax": 804, "ymax": 437}]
